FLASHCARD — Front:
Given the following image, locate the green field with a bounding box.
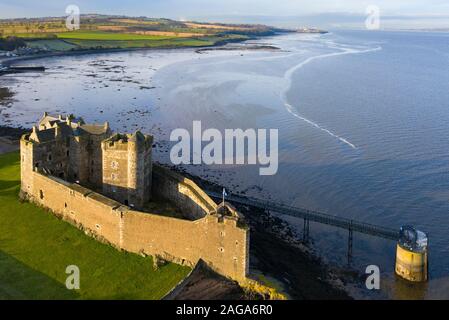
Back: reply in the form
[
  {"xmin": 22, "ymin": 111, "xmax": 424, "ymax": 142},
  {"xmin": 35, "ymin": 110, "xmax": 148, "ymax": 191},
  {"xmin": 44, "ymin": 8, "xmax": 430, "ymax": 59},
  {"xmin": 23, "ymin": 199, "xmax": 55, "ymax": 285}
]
[
  {"xmin": 11, "ymin": 32, "xmax": 248, "ymax": 50},
  {"xmin": 55, "ymin": 31, "xmax": 177, "ymax": 41},
  {"xmin": 64, "ymin": 37, "xmax": 216, "ymax": 49},
  {"xmin": 0, "ymin": 151, "xmax": 190, "ymax": 300},
  {"xmin": 25, "ymin": 39, "xmax": 79, "ymax": 51},
  {"xmin": 0, "ymin": 16, "xmax": 261, "ymax": 52},
  {"xmin": 23, "ymin": 38, "xmax": 215, "ymax": 51}
]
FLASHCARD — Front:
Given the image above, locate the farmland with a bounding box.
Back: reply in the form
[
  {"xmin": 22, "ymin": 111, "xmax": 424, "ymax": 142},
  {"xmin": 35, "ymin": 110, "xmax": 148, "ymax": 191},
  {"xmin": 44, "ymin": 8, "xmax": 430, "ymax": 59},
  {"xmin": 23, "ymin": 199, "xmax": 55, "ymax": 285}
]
[{"xmin": 0, "ymin": 14, "xmax": 283, "ymax": 52}]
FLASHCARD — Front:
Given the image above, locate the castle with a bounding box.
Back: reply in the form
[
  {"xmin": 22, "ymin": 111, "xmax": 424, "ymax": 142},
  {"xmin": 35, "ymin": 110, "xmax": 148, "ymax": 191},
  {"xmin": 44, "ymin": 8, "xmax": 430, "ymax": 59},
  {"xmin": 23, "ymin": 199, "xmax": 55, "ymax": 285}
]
[{"xmin": 20, "ymin": 113, "xmax": 249, "ymax": 283}]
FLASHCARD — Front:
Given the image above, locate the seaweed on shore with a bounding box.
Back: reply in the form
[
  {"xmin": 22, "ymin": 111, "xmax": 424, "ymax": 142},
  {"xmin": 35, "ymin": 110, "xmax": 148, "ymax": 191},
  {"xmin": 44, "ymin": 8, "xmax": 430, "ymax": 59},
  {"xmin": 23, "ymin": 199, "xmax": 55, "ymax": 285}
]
[{"xmin": 0, "ymin": 87, "xmax": 15, "ymax": 107}]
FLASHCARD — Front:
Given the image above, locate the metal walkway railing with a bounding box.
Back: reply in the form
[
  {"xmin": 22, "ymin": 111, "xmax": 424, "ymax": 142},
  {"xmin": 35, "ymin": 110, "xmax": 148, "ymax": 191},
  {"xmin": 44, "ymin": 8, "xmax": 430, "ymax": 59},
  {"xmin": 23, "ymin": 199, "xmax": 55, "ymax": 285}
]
[{"xmin": 206, "ymin": 190, "xmax": 399, "ymax": 241}]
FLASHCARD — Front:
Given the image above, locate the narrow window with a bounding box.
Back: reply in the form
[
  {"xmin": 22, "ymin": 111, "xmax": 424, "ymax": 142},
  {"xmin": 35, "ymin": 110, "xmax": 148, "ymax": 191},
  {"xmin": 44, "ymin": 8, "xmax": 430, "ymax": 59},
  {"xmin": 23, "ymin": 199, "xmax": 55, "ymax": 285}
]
[
  {"xmin": 39, "ymin": 190, "xmax": 44, "ymax": 200},
  {"xmin": 66, "ymin": 150, "xmax": 70, "ymax": 157},
  {"xmin": 48, "ymin": 154, "xmax": 52, "ymax": 161}
]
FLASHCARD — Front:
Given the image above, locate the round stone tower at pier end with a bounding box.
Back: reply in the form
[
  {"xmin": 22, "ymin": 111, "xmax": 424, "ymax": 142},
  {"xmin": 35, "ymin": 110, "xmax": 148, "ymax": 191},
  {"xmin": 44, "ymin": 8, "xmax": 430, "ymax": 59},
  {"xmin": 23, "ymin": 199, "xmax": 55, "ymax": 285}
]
[{"xmin": 395, "ymin": 226, "xmax": 428, "ymax": 282}]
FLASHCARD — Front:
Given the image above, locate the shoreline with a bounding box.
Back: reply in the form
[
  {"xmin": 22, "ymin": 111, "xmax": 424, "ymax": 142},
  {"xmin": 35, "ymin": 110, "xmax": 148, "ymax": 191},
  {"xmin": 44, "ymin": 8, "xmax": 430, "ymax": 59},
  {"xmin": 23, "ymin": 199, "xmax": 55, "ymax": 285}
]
[
  {"xmin": 0, "ymin": 33, "xmax": 286, "ymax": 68},
  {"xmin": 0, "ymin": 46, "xmax": 220, "ymax": 67}
]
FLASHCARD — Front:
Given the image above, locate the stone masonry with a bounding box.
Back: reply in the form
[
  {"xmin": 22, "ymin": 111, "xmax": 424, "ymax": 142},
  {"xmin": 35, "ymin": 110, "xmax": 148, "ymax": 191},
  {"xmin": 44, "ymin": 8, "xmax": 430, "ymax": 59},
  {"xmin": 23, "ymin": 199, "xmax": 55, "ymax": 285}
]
[{"xmin": 20, "ymin": 113, "xmax": 249, "ymax": 283}]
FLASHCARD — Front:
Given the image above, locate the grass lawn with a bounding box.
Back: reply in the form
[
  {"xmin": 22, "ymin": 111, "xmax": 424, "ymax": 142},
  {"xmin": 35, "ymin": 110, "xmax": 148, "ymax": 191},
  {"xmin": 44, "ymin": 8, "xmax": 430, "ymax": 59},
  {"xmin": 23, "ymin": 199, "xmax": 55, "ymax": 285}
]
[{"xmin": 0, "ymin": 151, "xmax": 190, "ymax": 300}]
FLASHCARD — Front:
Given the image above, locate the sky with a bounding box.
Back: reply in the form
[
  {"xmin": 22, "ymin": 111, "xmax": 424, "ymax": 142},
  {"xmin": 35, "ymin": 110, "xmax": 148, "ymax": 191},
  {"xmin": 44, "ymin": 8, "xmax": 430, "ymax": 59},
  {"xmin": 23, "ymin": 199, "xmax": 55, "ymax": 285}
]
[{"xmin": 1, "ymin": 0, "xmax": 449, "ymax": 29}]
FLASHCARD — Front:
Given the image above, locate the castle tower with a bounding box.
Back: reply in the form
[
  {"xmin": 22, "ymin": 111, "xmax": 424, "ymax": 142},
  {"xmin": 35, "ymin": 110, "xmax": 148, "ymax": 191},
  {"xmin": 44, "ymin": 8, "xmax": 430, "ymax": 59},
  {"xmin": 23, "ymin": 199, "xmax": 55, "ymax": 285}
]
[
  {"xmin": 20, "ymin": 113, "xmax": 112, "ymax": 192},
  {"xmin": 101, "ymin": 132, "xmax": 153, "ymax": 209},
  {"xmin": 20, "ymin": 127, "xmax": 36, "ymax": 196}
]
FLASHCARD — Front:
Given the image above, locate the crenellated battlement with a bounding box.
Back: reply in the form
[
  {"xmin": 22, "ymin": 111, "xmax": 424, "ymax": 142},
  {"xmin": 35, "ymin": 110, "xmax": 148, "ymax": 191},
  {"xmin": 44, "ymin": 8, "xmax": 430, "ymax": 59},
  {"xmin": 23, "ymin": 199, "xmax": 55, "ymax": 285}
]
[{"xmin": 102, "ymin": 132, "xmax": 153, "ymax": 150}]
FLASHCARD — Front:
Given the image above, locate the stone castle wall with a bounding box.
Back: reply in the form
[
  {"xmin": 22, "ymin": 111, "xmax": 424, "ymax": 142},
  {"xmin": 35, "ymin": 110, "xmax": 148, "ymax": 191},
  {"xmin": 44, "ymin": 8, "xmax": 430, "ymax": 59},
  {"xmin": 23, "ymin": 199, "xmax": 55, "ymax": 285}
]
[
  {"xmin": 152, "ymin": 165, "xmax": 217, "ymax": 220},
  {"xmin": 23, "ymin": 169, "xmax": 249, "ymax": 283}
]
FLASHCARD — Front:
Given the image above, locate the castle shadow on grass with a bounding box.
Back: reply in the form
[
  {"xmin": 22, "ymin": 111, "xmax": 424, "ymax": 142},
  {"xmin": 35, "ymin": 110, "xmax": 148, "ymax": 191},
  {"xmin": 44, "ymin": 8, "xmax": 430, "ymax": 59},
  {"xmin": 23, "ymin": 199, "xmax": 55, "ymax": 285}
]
[{"xmin": 0, "ymin": 151, "xmax": 190, "ymax": 299}]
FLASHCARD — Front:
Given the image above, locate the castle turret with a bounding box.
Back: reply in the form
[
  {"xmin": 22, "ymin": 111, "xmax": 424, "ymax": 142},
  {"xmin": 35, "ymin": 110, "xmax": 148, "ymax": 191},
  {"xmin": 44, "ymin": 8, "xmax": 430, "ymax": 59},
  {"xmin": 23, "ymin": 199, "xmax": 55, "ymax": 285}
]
[
  {"xmin": 20, "ymin": 131, "xmax": 35, "ymax": 196},
  {"xmin": 54, "ymin": 124, "xmax": 60, "ymax": 138},
  {"xmin": 101, "ymin": 132, "xmax": 153, "ymax": 209}
]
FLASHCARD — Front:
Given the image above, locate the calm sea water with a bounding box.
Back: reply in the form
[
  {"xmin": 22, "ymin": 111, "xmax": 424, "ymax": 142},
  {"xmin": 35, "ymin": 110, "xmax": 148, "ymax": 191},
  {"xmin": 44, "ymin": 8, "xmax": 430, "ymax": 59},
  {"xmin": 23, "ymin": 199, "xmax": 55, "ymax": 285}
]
[{"xmin": 1, "ymin": 30, "xmax": 449, "ymax": 298}]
